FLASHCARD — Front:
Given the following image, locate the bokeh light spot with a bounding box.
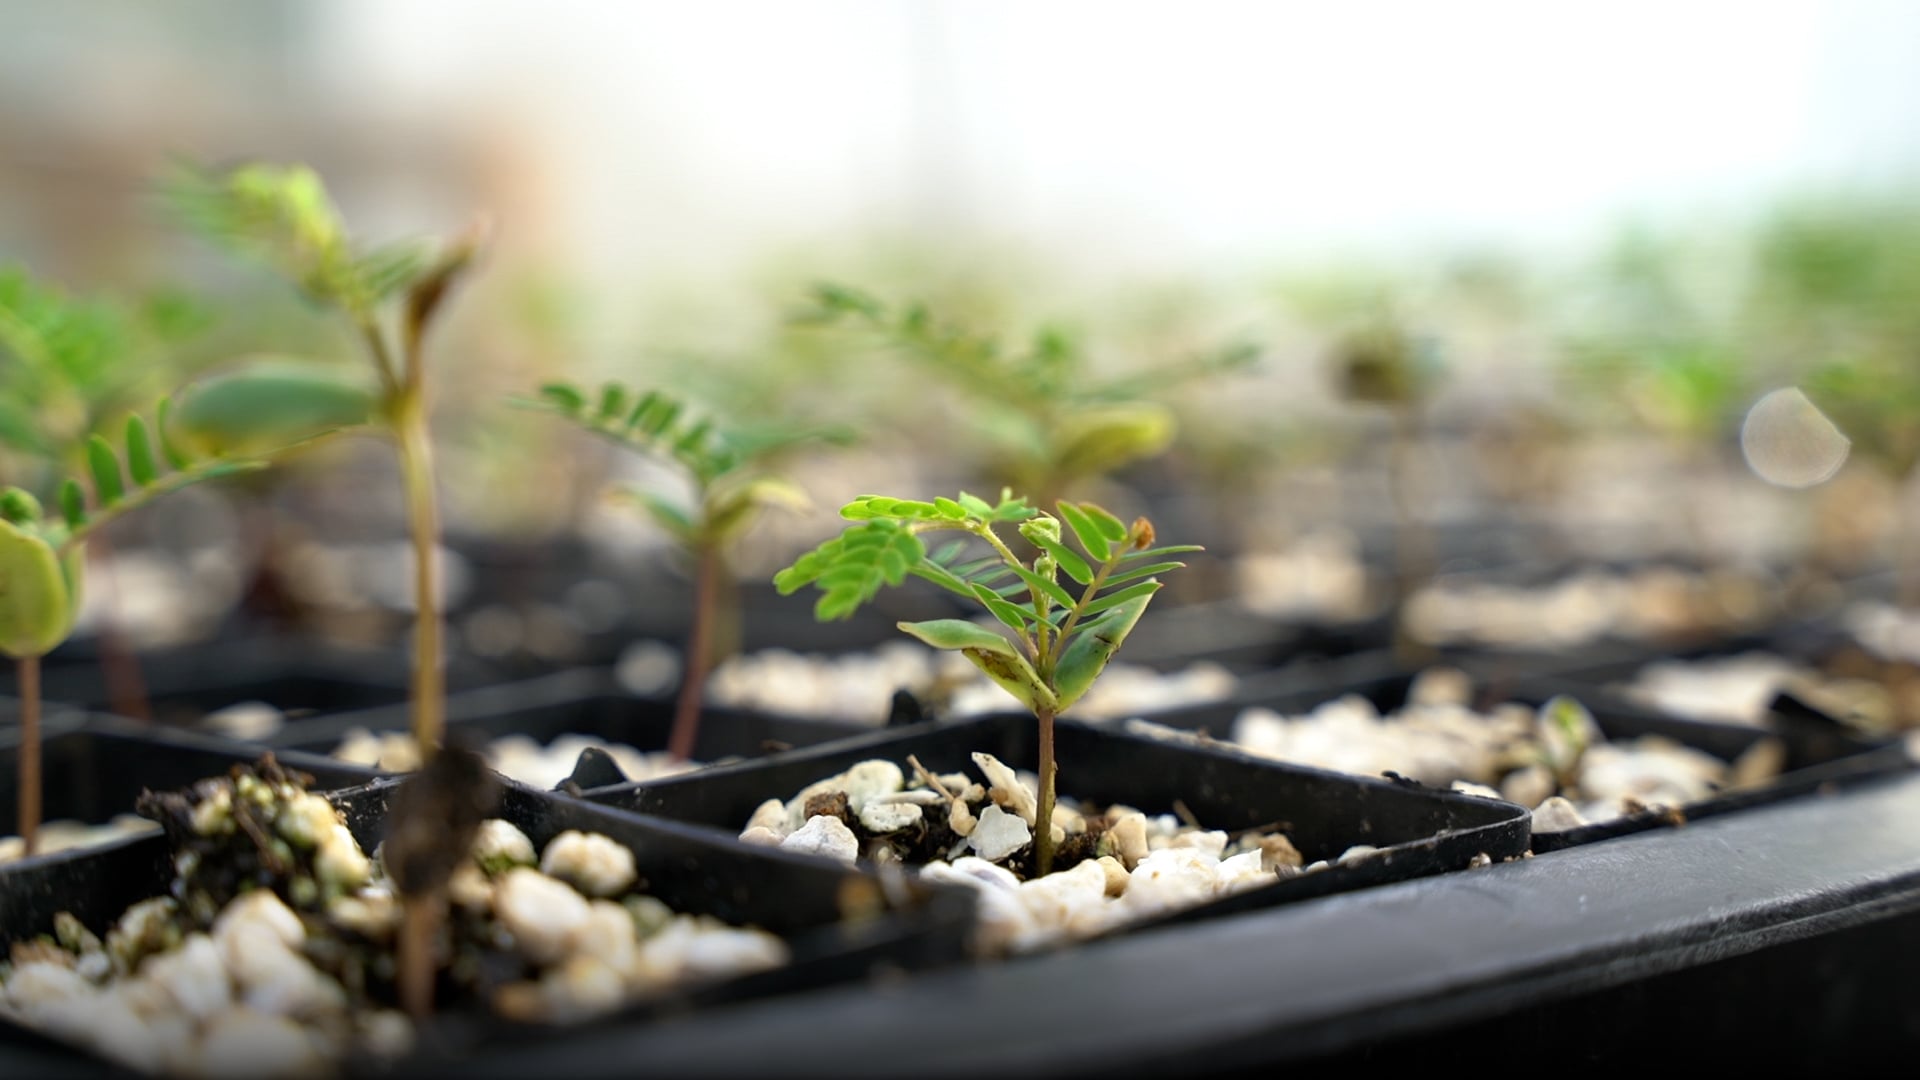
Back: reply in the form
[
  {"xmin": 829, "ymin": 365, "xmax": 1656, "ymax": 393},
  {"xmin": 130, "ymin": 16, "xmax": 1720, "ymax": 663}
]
[{"xmin": 1741, "ymin": 387, "xmax": 1850, "ymax": 489}]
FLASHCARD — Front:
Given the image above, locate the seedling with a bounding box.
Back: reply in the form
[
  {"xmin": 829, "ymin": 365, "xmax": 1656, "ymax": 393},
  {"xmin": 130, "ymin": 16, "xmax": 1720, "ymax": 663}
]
[
  {"xmin": 526, "ymin": 380, "xmax": 843, "ymax": 759},
  {"xmin": 1328, "ymin": 315, "xmax": 1443, "ymax": 661},
  {"xmin": 774, "ymin": 491, "xmax": 1197, "ymax": 875},
  {"xmin": 385, "ymin": 739, "xmax": 500, "ymax": 1018},
  {"xmin": 801, "ymin": 285, "xmax": 1256, "ymax": 506},
  {"xmin": 164, "ymin": 161, "xmax": 483, "ymax": 757},
  {"xmin": 0, "ymin": 395, "xmax": 343, "ymax": 853},
  {"xmin": 0, "ymin": 268, "xmax": 218, "ymax": 718},
  {"xmin": 1538, "ymin": 695, "xmax": 1596, "ymax": 792}
]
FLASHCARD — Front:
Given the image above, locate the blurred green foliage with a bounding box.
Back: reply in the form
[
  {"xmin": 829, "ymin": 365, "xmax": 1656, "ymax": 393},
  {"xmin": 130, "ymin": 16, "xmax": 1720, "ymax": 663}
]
[
  {"xmin": 799, "ymin": 283, "xmax": 1257, "ymax": 502},
  {"xmin": 0, "ymin": 266, "xmax": 214, "ymax": 476}
]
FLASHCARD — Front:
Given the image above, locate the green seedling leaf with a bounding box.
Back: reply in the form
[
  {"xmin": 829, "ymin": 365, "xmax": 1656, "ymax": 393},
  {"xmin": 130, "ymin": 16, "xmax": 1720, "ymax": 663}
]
[
  {"xmin": 124, "ymin": 415, "xmax": 159, "ymax": 487},
  {"xmin": 803, "ymin": 282, "xmax": 885, "ymax": 322},
  {"xmin": 538, "ymin": 382, "xmax": 587, "ymax": 414},
  {"xmin": 673, "ymin": 418, "xmax": 713, "ymax": 454},
  {"xmin": 1123, "ymin": 544, "xmax": 1205, "ymax": 561},
  {"xmin": 0, "ymin": 488, "xmax": 40, "ymax": 526},
  {"xmin": 958, "ymin": 646, "xmax": 1057, "ymax": 715},
  {"xmin": 1054, "ymin": 588, "xmax": 1157, "ymax": 712},
  {"xmin": 625, "ymin": 490, "xmax": 696, "ymax": 542},
  {"xmin": 57, "ymin": 481, "xmax": 83, "ymax": 529},
  {"xmin": 598, "ymin": 383, "xmax": 630, "ymax": 423},
  {"xmin": 1010, "ymin": 565, "xmax": 1076, "ymax": 611},
  {"xmin": 929, "ymin": 538, "xmax": 968, "ymax": 564},
  {"xmin": 639, "ymin": 394, "xmax": 680, "ymax": 436},
  {"xmin": 772, "ymin": 552, "xmax": 826, "ymax": 594},
  {"xmin": 1077, "ymin": 578, "xmax": 1162, "ymax": 620},
  {"xmin": 87, "ymin": 436, "xmax": 123, "ymax": 506},
  {"xmin": 1008, "ymin": 599, "xmax": 1071, "ymax": 626},
  {"xmin": 896, "ymin": 618, "xmax": 1017, "ymax": 658},
  {"xmin": 989, "ymin": 493, "xmax": 1037, "ymax": 522},
  {"xmin": 908, "ymin": 561, "xmax": 979, "ymax": 600},
  {"xmin": 1050, "ymin": 404, "xmax": 1176, "ymax": 483},
  {"xmin": 1055, "ymin": 502, "xmax": 1111, "ymax": 562},
  {"xmin": 1080, "ymin": 503, "xmax": 1129, "ymax": 544},
  {"xmin": 154, "ymin": 397, "xmax": 189, "ymax": 469},
  {"xmin": 893, "ymin": 499, "xmax": 945, "ymax": 519},
  {"xmin": 352, "ymin": 242, "xmax": 433, "ymax": 303},
  {"xmin": 1025, "ymin": 533, "xmax": 1093, "ymax": 585},
  {"xmin": 164, "ymin": 162, "xmax": 356, "ymax": 305},
  {"xmin": 773, "ymin": 521, "xmax": 925, "ymax": 621},
  {"xmin": 0, "ymin": 519, "xmax": 76, "ymax": 658},
  {"xmin": 704, "ymin": 476, "xmax": 810, "ymax": 543},
  {"xmin": 956, "ymin": 491, "xmax": 996, "ymax": 519},
  {"xmin": 1100, "ymin": 561, "xmax": 1186, "ymax": 589},
  {"xmin": 169, "ymin": 358, "xmax": 377, "ymax": 458},
  {"xmin": 969, "ymin": 583, "xmax": 1035, "ymax": 636},
  {"xmin": 1539, "ymin": 694, "xmax": 1595, "ymax": 781}
]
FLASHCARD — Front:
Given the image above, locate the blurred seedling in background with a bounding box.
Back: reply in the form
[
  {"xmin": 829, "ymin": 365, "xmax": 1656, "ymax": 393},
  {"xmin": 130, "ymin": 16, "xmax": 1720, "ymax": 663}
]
[
  {"xmin": 774, "ymin": 491, "xmax": 1197, "ymax": 876},
  {"xmin": 1557, "ymin": 223, "xmax": 1757, "ymax": 564},
  {"xmin": 1291, "ymin": 268, "xmax": 1445, "ymax": 657},
  {"xmin": 526, "ymin": 381, "xmax": 850, "ymax": 759},
  {"xmin": 1746, "ymin": 200, "xmax": 1920, "ymax": 606},
  {"xmin": 0, "ymin": 269, "xmax": 221, "ymax": 719},
  {"xmin": 0, "ymin": 382, "xmax": 352, "ymax": 854},
  {"xmin": 799, "ymin": 284, "xmax": 1258, "ymax": 508},
  {"xmin": 0, "ymin": 266, "xmax": 214, "ymax": 485},
  {"xmin": 164, "ymin": 160, "xmax": 485, "ymax": 759}
]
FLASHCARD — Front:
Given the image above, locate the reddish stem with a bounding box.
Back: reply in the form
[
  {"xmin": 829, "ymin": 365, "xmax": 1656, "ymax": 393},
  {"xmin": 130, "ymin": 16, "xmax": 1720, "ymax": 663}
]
[
  {"xmin": 667, "ymin": 542, "xmax": 721, "ymax": 762},
  {"xmin": 19, "ymin": 655, "xmax": 40, "ymax": 856}
]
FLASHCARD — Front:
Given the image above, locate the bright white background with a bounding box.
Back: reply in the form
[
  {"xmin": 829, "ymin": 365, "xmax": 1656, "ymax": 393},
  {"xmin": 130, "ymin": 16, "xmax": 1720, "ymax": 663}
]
[{"xmin": 305, "ymin": 0, "xmax": 1920, "ymax": 281}]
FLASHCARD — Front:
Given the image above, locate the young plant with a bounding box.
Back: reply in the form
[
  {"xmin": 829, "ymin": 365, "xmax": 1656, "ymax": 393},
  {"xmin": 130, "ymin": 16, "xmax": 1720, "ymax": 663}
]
[
  {"xmin": 525, "ymin": 381, "xmax": 842, "ymax": 759},
  {"xmin": 164, "ymin": 161, "xmax": 483, "ymax": 757},
  {"xmin": 774, "ymin": 491, "xmax": 1198, "ymax": 875},
  {"xmin": 0, "ymin": 268, "xmax": 216, "ymax": 718},
  {"xmin": 801, "ymin": 285, "xmax": 1256, "ymax": 506},
  {"xmin": 0, "ymin": 394, "xmax": 353, "ymax": 853},
  {"xmin": 1328, "ymin": 315, "xmax": 1443, "ymax": 660}
]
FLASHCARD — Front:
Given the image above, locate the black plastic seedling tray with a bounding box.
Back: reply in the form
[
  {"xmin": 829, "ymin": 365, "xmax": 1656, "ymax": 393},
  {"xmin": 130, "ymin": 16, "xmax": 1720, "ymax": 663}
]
[
  {"xmin": 1124, "ymin": 649, "xmax": 1912, "ymax": 851},
  {"xmin": 434, "ymin": 767, "xmax": 1920, "ymax": 1075},
  {"xmin": 261, "ymin": 669, "xmax": 876, "ymax": 777},
  {"xmin": 0, "ymin": 717, "xmax": 379, "ymax": 845},
  {"xmin": 5, "ymin": 638, "xmax": 500, "ymax": 729},
  {"xmin": 0, "ymin": 771, "xmax": 979, "ymax": 1074},
  {"xmin": 582, "ymin": 711, "xmax": 1531, "ymax": 936}
]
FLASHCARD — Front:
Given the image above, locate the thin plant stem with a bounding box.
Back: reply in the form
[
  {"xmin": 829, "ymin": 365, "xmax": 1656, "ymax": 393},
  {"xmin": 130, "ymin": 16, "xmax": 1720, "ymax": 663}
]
[
  {"xmin": 1034, "ymin": 706, "xmax": 1057, "ymax": 876},
  {"xmin": 667, "ymin": 540, "xmax": 722, "ymax": 761},
  {"xmin": 393, "ymin": 390, "xmax": 445, "ymax": 756},
  {"xmin": 398, "ymin": 892, "xmax": 442, "ymax": 1020},
  {"xmin": 18, "ymin": 655, "xmax": 40, "ymax": 856}
]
